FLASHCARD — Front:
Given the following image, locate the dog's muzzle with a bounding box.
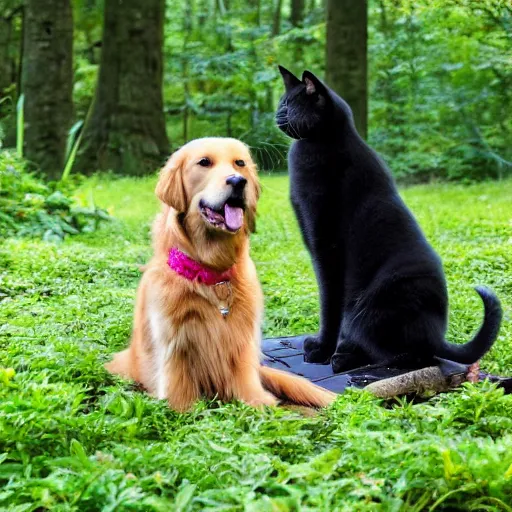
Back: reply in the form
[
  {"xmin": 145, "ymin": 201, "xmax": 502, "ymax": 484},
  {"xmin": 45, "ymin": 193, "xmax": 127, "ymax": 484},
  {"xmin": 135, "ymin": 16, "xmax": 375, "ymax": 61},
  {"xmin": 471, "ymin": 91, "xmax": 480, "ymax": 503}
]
[{"xmin": 199, "ymin": 176, "xmax": 247, "ymax": 233}]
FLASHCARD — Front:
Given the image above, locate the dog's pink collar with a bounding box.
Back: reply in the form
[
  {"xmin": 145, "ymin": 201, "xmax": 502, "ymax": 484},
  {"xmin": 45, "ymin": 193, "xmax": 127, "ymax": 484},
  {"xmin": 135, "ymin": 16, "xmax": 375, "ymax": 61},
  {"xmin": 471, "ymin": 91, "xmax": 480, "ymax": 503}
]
[{"xmin": 167, "ymin": 247, "xmax": 233, "ymax": 285}]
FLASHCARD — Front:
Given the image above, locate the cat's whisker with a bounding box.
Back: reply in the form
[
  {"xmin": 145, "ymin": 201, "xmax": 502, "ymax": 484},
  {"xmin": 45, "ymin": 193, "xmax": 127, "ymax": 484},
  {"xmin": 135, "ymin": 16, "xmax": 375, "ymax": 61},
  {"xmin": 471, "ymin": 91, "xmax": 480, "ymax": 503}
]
[{"xmin": 289, "ymin": 122, "xmax": 302, "ymax": 140}]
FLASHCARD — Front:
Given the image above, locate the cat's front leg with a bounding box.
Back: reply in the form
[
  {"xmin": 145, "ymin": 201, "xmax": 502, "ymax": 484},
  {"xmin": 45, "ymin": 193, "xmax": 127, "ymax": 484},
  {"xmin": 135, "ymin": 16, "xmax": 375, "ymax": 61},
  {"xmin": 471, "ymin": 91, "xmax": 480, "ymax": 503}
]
[
  {"xmin": 331, "ymin": 340, "xmax": 370, "ymax": 373},
  {"xmin": 304, "ymin": 261, "xmax": 344, "ymax": 364},
  {"xmin": 304, "ymin": 335, "xmax": 337, "ymax": 364}
]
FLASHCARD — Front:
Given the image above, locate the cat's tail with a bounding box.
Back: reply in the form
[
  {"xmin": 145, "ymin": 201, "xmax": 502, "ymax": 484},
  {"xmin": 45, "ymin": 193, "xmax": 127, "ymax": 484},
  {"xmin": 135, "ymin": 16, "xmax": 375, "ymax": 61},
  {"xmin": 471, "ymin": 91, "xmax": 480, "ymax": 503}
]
[
  {"xmin": 259, "ymin": 366, "xmax": 335, "ymax": 408},
  {"xmin": 437, "ymin": 286, "xmax": 502, "ymax": 364}
]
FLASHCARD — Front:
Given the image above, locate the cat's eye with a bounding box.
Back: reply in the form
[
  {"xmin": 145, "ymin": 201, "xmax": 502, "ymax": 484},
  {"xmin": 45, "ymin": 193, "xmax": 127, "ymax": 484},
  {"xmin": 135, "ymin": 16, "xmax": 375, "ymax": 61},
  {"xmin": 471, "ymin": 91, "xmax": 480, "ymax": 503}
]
[
  {"xmin": 235, "ymin": 159, "xmax": 246, "ymax": 167},
  {"xmin": 198, "ymin": 157, "xmax": 212, "ymax": 167}
]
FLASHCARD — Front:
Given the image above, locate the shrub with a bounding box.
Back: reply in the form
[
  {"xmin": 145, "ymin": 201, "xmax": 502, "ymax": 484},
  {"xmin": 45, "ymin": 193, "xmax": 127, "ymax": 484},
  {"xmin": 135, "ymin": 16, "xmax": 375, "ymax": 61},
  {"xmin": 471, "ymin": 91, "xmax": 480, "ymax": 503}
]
[{"xmin": 0, "ymin": 150, "xmax": 110, "ymax": 241}]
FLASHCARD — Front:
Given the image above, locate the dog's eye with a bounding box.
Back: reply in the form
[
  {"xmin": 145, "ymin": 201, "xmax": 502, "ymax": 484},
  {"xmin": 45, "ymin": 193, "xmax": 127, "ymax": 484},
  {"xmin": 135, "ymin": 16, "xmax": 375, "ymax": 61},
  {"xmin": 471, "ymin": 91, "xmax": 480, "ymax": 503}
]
[
  {"xmin": 235, "ymin": 159, "xmax": 246, "ymax": 167},
  {"xmin": 198, "ymin": 157, "xmax": 211, "ymax": 167}
]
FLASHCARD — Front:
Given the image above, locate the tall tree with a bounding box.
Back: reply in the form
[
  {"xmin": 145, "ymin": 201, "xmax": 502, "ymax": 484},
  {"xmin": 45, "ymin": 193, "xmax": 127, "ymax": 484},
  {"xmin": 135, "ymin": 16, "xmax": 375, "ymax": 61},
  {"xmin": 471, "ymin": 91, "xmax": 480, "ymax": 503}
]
[
  {"xmin": 76, "ymin": 0, "xmax": 169, "ymax": 175},
  {"xmin": 271, "ymin": 0, "xmax": 283, "ymax": 36},
  {"xmin": 22, "ymin": 0, "xmax": 73, "ymax": 177},
  {"xmin": 326, "ymin": 0, "xmax": 367, "ymax": 139},
  {"xmin": 0, "ymin": 15, "xmax": 12, "ymax": 94},
  {"xmin": 290, "ymin": 0, "xmax": 305, "ymax": 27},
  {"xmin": 0, "ymin": 1, "xmax": 22, "ymax": 94},
  {"xmin": 290, "ymin": 0, "xmax": 305, "ymax": 64}
]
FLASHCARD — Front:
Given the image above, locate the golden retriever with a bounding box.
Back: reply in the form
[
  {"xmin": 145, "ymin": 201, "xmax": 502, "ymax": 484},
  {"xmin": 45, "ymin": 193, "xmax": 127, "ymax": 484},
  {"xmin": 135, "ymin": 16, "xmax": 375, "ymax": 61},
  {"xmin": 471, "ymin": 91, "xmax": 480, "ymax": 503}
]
[{"xmin": 105, "ymin": 137, "xmax": 335, "ymax": 412}]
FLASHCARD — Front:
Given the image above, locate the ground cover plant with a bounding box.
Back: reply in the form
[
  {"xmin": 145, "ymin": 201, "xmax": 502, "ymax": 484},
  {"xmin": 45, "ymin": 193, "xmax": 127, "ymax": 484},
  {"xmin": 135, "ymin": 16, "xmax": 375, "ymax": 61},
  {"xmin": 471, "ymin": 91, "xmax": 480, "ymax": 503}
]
[
  {"xmin": 1, "ymin": 174, "xmax": 511, "ymax": 511},
  {"xmin": 0, "ymin": 151, "xmax": 110, "ymax": 243}
]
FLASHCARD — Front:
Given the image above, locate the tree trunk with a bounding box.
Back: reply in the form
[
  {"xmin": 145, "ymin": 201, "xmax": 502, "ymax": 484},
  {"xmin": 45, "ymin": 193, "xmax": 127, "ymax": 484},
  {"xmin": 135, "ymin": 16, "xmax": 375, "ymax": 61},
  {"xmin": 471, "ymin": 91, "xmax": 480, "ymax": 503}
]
[
  {"xmin": 76, "ymin": 0, "xmax": 169, "ymax": 175},
  {"xmin": 377, "ymin": 0, "xmax": 403, "ymax": 144},
  {"xmin": 290, "ymin": 0, "xmax": 305, "ymax": 27},
  {"xmin": 326, "ymin": 0, "xmax": 368, "ymax": 139},
  {"xmin": 182, "ymin": 0, "xmax": 192, "ymax": 144},
  {"xmin": 291, "ymin": 0, "xmax": 305, "ymax": 63},
  {"xmin": 0, "ymin": 4, "xmax": 23, "ymax": 94},
  {"xmin": 17, "ymin": 5, "xmax": 24, "ymax": 101},
  {"xmin": 22, "ymin": 0, "xmax": 73, "ymax": 178},
  {"xmin": 271, "ymin": 0, "xmax": 283, "ymax": 36},
  {"xmin": 0, "ymin": 17, "xmax": 11, "ymax": 93}
]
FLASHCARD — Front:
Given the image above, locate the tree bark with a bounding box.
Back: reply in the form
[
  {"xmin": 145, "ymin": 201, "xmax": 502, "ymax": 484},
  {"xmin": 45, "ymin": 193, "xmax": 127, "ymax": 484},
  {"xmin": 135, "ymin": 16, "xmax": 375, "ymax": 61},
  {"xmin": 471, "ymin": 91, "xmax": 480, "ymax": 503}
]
[
  {"xmin": 16, "ymin": 5, "xmax": 24, "ymax": 101},
  {"xmin": 0, "ymin": 17, "xmax": 12, "ymax": 93},
  {"xmin": 22, "ymin": 0, "xmax": 73, "ymax": 178},
  {"xmin": 0, "ymin": 3, "xmax": 23, "ymax": 93},
  {"xmin": 290, "ymin": 0, "xmax": 305, "ymax": 27},
  {"xmin": 271, "ymin": 0, "xmax": 283, "ymax": 36},
  {"xmin": 76, "ymin": 0, "xmax": 169, "ymax": 175},
  {"xmin": 290, "ymin": 0, "xmax": 305, "ymax": 63},
  {"xmin": 326, "ymin": 0, "xmax": 368, "ymax": 139}
]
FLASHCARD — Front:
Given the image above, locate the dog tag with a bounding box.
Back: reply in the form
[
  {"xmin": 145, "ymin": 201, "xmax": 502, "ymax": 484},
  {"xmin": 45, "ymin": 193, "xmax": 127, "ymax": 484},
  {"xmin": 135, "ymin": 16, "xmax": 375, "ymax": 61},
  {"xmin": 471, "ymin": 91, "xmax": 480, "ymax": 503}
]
[{"xmin": 213, "ymin": 281, "xmax": 233, "ymax": 319}]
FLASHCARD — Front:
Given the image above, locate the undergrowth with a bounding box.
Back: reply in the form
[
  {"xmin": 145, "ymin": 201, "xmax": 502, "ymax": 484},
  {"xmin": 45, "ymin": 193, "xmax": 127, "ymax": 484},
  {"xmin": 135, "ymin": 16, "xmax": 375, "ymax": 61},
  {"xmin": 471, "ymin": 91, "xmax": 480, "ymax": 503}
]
[
  {"xmin": 0, "ymin": 174, "xmax": 511, "ymax": 510},
  {"xmin": 0, "ymin": 151, "xmax": 109, "ymax": 241}
]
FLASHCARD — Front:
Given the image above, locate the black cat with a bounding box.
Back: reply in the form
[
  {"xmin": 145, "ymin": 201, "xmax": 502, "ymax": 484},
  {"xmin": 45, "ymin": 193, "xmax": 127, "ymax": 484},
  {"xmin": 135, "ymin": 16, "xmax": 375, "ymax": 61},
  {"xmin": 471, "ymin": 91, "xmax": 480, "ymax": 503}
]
[{"xmin": 276, "ymin": 65, "xmax": 502, "ymax": 373}]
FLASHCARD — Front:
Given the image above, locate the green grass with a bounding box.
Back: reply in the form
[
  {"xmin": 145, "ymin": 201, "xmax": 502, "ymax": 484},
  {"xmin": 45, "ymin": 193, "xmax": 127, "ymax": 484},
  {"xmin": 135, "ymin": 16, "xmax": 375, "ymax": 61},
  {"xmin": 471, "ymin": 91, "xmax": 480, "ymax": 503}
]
[{"xmin": 1, "ymin": 174, "xmax": 511, "ymax": 511}]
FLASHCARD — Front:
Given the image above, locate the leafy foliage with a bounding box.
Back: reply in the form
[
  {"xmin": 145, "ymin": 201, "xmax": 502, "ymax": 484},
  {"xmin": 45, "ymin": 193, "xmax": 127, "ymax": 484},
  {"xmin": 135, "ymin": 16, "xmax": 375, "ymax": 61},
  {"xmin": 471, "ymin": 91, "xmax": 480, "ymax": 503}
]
[
  {"xmin": 0, "ymin": 151, "xmax": 110, "ymax": 241},
  {"xmin": 370, "ymin": 0, "xmax": 512, "ymax": 181},
  {"xmin": 1, "ymin": 174, "xmax": 511, "ymax": 509},
  {"xmin": 68, "ymin": 0, "xmax": 512, "ymax": 180},
  {"xmin": 2, "ymin": 0, "xmax": 511, "ymax": 179}
]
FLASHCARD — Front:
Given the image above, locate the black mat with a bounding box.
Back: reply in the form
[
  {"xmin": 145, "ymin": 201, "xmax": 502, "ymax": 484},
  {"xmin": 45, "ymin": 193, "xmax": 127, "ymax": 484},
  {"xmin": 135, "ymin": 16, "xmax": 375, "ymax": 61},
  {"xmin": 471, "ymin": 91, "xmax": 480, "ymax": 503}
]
[{"xmin": 261, "ymin": 335, "xmax": 512, "ymax": 395}]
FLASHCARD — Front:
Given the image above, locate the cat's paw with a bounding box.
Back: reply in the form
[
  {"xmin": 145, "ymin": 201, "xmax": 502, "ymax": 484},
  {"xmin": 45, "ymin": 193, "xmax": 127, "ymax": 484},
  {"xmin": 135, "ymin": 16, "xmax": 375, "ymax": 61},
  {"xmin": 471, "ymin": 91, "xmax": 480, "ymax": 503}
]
[
  {"xmin": 331, "ymin": 352, "xmax": 367, "ymax": 374},
  {"xmin": 303, "ymin": 335, "xmax": 334, "ymax": 364}
]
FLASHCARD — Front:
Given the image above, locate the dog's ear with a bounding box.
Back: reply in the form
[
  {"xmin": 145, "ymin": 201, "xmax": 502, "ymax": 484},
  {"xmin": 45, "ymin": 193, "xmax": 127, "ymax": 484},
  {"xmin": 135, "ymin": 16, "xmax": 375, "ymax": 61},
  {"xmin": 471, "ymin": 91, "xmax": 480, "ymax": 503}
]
[
  {"xmin": 155, "ymin": 150, "xmax": 187, "ymax": 212},
  {"xmin": 278, "ymin": 65, "xmax": 301, "ymax": 92},
  {"xmin": 301, "ymin": 70, "xmax": 326, "ymax": 96},
  {"xmin": 245, "ymin": 160, "xmax": 261, "ymax": 234}
]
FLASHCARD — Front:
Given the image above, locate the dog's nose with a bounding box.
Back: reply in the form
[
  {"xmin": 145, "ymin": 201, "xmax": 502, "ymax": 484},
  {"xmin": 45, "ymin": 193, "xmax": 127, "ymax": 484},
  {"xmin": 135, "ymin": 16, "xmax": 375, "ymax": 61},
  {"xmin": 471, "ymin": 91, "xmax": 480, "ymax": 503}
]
[{"xmin": 226, "ymin": 174, "xmax": 247, "ymax": 191}]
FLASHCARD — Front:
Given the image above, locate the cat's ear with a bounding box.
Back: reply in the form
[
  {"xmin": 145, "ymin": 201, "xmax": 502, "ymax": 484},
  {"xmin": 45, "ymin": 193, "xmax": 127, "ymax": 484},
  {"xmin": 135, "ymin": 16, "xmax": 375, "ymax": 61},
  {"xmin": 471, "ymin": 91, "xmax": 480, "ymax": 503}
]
[
  {"xmin": 278, "ymin": 65, "xmax": 301, "ymax": 91},
  {"xmin": 302, "ymin": 71, "xmax": 325, "ymax": 96}
]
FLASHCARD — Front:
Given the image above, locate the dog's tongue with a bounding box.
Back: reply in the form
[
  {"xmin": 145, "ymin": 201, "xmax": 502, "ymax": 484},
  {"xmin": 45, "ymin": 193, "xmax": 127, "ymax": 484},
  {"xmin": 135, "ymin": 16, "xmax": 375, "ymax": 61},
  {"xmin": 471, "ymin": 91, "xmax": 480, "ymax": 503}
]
[{"xmin": 224, "ymin": 204, "xmax": 244, "ymax": 231}]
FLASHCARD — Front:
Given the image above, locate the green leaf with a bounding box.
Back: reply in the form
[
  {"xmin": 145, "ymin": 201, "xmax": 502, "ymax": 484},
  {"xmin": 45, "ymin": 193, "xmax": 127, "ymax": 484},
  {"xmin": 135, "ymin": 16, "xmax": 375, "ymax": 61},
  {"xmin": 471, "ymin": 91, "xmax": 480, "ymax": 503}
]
[{"xmin": 174, "ymin": 483, "xmax": 197, "ymax": 512}]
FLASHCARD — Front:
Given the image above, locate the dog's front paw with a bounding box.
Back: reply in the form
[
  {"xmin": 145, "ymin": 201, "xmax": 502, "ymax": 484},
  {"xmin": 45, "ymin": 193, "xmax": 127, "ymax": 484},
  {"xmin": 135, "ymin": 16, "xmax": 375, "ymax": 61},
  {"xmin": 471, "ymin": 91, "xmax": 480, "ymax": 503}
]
[
  {"xmin": 167, "ymin": 398, "xmax": 196, "ymax": 413},
  {"xmin": 303, "ymin": 335, "xmax": 334, "ymax": 364},
  {"xmin": 245, "ymin": 391, "xmax": 278, "ymax": 408}
]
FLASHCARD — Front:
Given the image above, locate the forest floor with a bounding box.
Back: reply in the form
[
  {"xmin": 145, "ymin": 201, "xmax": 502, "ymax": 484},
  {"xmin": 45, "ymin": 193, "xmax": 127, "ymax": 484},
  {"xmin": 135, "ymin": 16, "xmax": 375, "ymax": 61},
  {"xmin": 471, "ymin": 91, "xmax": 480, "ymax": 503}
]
[{"xmin": 1, "ymin": 175, "xmax": 512, "ymax": 511}]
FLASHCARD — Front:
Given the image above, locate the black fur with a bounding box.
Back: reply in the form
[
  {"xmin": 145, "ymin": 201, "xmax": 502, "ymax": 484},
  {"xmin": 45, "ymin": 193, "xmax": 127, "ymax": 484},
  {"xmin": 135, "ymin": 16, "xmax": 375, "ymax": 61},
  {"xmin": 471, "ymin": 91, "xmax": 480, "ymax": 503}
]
[{"xmin": 276, "ymin": 65, "xmax": 502, "ymax": 372}]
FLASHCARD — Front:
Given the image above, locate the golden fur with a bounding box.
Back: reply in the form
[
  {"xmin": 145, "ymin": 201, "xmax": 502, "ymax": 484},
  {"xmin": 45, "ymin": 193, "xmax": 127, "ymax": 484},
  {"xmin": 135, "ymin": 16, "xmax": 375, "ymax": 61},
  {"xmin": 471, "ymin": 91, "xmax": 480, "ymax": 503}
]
[{"xmin": 105, "ymin": 137, "xmax": 335, "ymax": 412}]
